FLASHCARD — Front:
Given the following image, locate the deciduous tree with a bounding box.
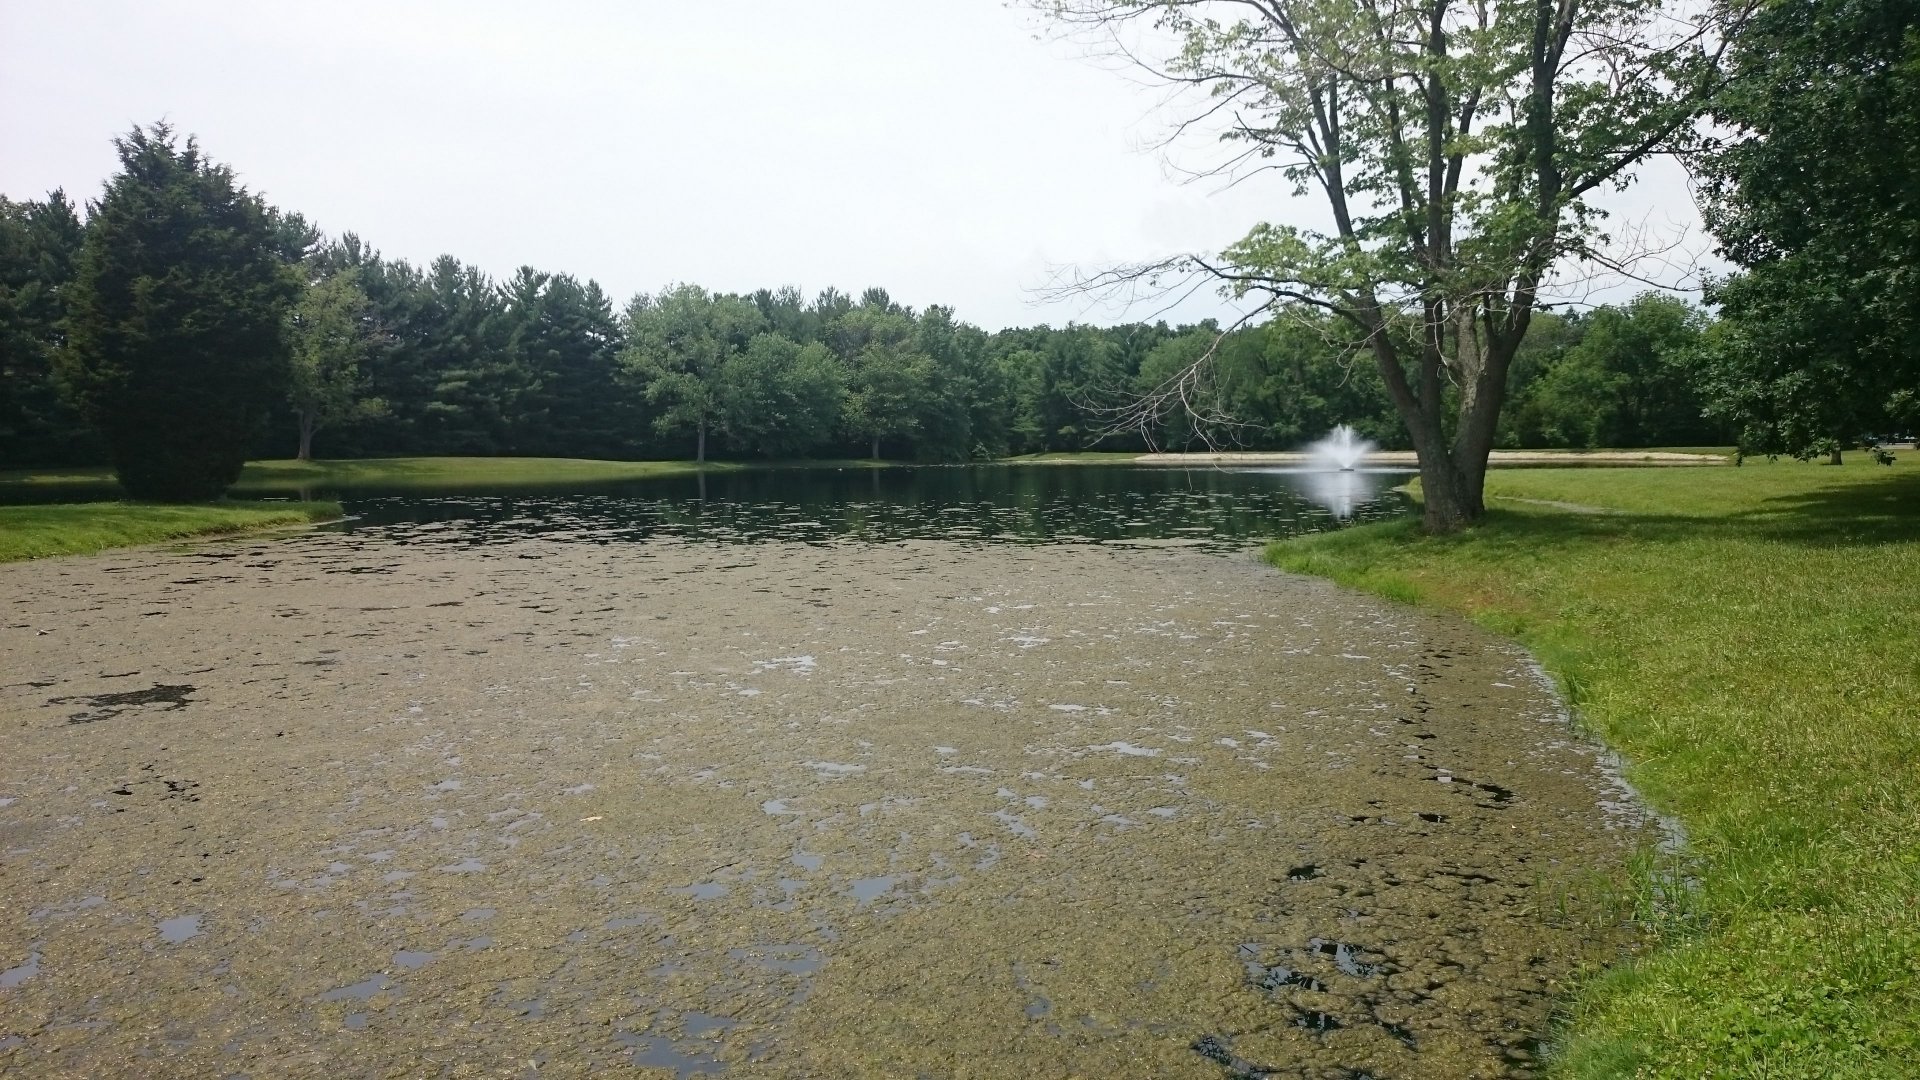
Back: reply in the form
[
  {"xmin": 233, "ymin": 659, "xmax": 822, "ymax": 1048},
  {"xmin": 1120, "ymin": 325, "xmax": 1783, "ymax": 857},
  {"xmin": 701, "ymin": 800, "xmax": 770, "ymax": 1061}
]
[
  {"xmin": 620, "ymin": 284, "xmax": 764, "ymax": 462},
  {"xmin": 1040, "ymin": 0, "xmax": 1741, "ymax": 529},
  {"xmin": 287, "ymin": 270, "xmax": 385, "ymax": 461},
  {"xmin": 1695, "ymin": 0, "xmax": 1920, "ymax": 463}
]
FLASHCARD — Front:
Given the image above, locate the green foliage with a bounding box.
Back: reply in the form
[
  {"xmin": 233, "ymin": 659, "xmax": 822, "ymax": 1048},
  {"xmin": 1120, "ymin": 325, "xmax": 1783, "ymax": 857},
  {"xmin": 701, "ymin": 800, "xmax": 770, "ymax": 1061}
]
[
  {"xmin": 287, "ymin": 269, "xmax": 385, "ymax": 459},
  {"xmin": 620, "ymin": 283, "xmax": 764, "ymax": 461},
  {"xmin": 1216, "ymin": 318, "xmax": 1404, "ymax": 449},
  {"xmin": 845, "ymin": 340, "xmax": 931, "ymax": 456},
  {"xmin": 499, "ymin": 268, "xmax": 629, "ymax": 458},
  {"xmin": 6, "ymin": 125, "xmax": 1748, "ymax": 471},
  {"xmin": 719, "ymin": 334, "xmax": 846, "ymax": 457},
  {"xmin": 0, "ymin": 190, "xmax": 95, "ymax": 466},
  {"xmin": 1502, "ymin": 295, "xmax": 1723, "ymax": 449},
  {"xmin": 1043, "ymin": 0, "xmax": 1730, "ymax": 528},
  {"xmin": 59, "ymin": 124, "xmax": 299, "ymax": 500},
  {"xmin": 1269, "ymin": 460, "xmax": 1920, "ymax": 1077},
  {"xmin": 1696, "ymin": 0, "xmax": 1920, "ymax": 459}
]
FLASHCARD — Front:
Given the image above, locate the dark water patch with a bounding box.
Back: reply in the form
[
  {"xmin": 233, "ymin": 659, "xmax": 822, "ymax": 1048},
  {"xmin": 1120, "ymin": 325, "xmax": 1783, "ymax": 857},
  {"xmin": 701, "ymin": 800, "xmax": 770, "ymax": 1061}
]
[
  {"xmin": 293, "ymin": 465, "xmax": 1411, "ymax": 552},
  {"xmin": 1291, "ymin": 1005, "xmax": 1345, "ymax": 1035},
  {"xmin": 1240, "ymin": 942, "xmax": 1330, "ymax": 995},
  {"xmin": 53, "ymin": 683, "xmax": 195, "ymax": 724},
  {"xmin": 1191, "ymin": 1033, "xmax": 1281, "ymax": 1079},
  {"xmin": 1375, "ymin": 1016, "xmax": 1418, "ymax": 1048},
  {"xmin": 1311, "ymin": 938, "xmax": 1384, "ymax": 979}
]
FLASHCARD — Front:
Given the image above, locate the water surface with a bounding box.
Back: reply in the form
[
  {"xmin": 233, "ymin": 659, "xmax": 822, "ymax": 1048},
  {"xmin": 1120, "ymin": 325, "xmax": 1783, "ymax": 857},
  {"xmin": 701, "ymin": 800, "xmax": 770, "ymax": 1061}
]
[
  {"xmin": 0, "ymin": 465, "xmax": 1658, "ymax": 1079},
  {"xmin": 316, "ymin": 465, "xmax": 1412, "ymax": 551}
]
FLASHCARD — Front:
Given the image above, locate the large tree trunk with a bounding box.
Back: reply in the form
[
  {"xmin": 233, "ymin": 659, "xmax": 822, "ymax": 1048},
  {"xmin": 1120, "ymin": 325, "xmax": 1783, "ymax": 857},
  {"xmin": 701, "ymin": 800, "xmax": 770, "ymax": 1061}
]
[
  {"xmin": 871, "ymin": 434, "xmax": 880, "ymax": 460},
  {"xmin": 1829, "ymin": 446, "xmax": 1844, "ymax": 466},
  {"xmin": 1407, "ymin": 428, "xmax": 1478, "ymax": 533},
  {"xmin": 297, "ymin": 410, "xmax": 316, "ymax": 462},
  {"xmin": 1368, "ymin": 315, "xmax": 1515, "ymax": 534},
  {"xmin": 696, "ymin": 420, "xmax": 707, "ymax": 464}
]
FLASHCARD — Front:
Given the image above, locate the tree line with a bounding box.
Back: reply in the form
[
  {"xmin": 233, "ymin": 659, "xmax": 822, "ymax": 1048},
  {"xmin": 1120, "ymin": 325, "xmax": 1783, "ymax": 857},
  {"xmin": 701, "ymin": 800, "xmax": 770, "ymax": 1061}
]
[
  {"xmin": 0, "ymin": 125, "xmax": 1734, "ymax": 497},
  {"xmin": 7, "ymin": 0, "xmax": 1914, "ymax": 509}
]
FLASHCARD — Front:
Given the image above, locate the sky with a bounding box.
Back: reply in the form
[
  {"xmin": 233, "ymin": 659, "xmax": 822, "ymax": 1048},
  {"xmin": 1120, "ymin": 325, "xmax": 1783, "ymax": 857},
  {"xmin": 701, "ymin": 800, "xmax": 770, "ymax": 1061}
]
[{"xmin": 0, "ymin": 0, "xmax": 1718, "ymax": 330}]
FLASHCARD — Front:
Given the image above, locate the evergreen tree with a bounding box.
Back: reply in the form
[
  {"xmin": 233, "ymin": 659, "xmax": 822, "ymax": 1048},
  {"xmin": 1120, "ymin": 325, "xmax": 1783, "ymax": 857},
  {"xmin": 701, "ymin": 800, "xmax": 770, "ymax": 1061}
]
[
  {"xmin": 416, "ymin": 256, "xmax": 511, "ymax": 455},
  {"xmin": 61, "ymin": 124, "xmax": 299, "ymax": 500},
  {"xmin": 0, "ymin": 191, "xmax": 94, "ymax": 466},
  {"xmin": 499, "ymin": 268, "xmax": 628, "ymax": 458}
]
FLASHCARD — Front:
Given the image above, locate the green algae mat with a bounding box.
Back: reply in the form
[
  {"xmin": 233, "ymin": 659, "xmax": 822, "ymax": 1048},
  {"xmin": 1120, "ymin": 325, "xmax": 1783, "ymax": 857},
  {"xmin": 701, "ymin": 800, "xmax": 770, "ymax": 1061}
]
[{"xmin": 0, "ymin": 532, "xmax": 1650, "ymax": 1077}]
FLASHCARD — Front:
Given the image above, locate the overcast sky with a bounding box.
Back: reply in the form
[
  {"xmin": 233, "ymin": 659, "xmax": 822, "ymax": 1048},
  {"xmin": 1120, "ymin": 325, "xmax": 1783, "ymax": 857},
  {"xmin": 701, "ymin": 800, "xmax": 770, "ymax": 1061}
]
[{"xmin": 0, "ymin": 1, "xmax": 1716, "ymax": 330}]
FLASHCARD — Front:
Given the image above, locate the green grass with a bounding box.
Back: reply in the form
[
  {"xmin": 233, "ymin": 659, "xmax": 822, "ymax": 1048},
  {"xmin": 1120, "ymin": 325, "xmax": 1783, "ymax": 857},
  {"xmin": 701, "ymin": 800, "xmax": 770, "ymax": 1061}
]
[
  {"xmin": 1000, "ymin": 451, "xmax": 1148, "ymax": 463},
  {"xmin": 0, "ymin": 501, "xmax": 342, "ymax": 562},
  {"xmin": 1269, "ymin": 458, "xmax": 1920, "ymax": 1077},
  {"xmin": 0, "ymin": 456, "xmax": 912, "ymax": 496},
  {"xmin": 233, "ymin": 455, "xmax": 746, "ymax": 489}
]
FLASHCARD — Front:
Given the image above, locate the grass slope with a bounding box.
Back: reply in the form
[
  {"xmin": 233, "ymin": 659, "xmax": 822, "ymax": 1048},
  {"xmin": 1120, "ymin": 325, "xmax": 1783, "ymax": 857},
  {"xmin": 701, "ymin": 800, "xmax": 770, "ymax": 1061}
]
[
  {"xmin": 0, "ymin": 456, "xmax": 906, "ymax": 495},
  {"xmin": 1269, "ymin": 460, "xmax": 1920, "ymax": 1077},
  {"xmin": 233, "ymin": 456, "xmax": 749, "ymax": 489},
  {"xmin": 0, "ymin": 501, "xmax": 342, "ymax": 562}
]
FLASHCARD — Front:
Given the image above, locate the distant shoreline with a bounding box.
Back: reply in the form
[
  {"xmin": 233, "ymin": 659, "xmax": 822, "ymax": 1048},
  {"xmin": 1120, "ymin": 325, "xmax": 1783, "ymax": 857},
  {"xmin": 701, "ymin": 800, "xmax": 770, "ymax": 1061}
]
[{"xmin": 1129, "ymin": 449, "xmax": 1728, "ymax": 466}]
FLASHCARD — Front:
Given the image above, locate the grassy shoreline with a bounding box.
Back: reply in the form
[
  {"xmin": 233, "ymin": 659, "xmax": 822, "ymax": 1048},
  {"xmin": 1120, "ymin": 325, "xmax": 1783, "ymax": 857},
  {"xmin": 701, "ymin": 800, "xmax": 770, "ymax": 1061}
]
[
  {"xmin": 1269, "ymin": 460, "xmax": 1920, "ymax": 1077},
  {"xmin": 0, "ymin": 456, "xmax": 760, "ymax": 492},
  {"xmin": 0, "ymin": 501, "xmax": 342, "ymax": 562},
  {"xmin": 2, "ymin": 449, "xmax": 1736, "ymax": 494}
]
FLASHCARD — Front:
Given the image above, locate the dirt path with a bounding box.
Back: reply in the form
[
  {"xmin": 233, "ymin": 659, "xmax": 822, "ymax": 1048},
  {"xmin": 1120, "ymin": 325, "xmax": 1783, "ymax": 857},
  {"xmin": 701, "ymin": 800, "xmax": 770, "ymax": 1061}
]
[{"xmin": 0, "ymin": 534, "xmax": 1650, "ymax": 1078}]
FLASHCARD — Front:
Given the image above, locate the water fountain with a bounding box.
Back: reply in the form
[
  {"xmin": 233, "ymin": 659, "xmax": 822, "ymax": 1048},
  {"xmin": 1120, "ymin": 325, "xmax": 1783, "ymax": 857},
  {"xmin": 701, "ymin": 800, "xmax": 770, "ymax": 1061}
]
[
  {"xmin": 1291, "ymin": 425, "xmax": 1380, "ymax": 518},
  {"xmin": 1306, "ymin": 424, "xmax": 1374, "ymax": 472}
]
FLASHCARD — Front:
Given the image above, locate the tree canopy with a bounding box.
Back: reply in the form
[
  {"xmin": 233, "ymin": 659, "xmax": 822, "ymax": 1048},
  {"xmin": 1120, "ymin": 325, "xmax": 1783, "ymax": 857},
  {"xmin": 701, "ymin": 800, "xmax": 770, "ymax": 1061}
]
[
  {"xmin": 1, "ymin": 123, "xmax": 1746, "ymax": 480},
  {"xmin": 1041, "ymin": 0, "xmax": 1738, "ymax": 528},
  {"xmin": 60, "ymin": 124, "xmax": 298, "ymax": 500},
  {"xmin": 1695, "ymin": 0, "xmax": 1920, "ymax": 462}
]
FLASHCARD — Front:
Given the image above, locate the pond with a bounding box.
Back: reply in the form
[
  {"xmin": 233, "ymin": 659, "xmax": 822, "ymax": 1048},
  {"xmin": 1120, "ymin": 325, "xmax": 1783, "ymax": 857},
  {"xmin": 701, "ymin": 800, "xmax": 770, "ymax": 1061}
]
[
  {"xmin": 0, "ymin": 463, "xmax": 1658, "ymax": 1079},
  {"xmin": 311, "ymin": 464, "xmax": 1413, "ymax": 551}
]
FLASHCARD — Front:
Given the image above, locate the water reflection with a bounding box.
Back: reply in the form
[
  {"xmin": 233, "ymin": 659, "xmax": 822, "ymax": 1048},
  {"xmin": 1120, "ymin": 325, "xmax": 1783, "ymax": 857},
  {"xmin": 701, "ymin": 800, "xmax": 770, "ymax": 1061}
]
[
  {"xmin": 320, "ymin": 466, "xmax": 1412, "ymax": 552},
  {"xmin": 1259, "ymin": 467, "xmax": 1397, "ymax": 519}
]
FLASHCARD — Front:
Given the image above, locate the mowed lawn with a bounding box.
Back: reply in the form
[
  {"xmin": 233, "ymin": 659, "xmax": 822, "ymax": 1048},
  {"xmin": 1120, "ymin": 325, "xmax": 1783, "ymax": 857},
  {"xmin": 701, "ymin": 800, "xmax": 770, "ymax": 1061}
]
[
  {"xmin": 233, "ymin": 456, "xmax": 745, "ymax": 489},
  {"xmin": 1271, "ymin": 459, "xmax": 1920, "ymax": 1077},
  {"xmin": 0, "ymin": 501, "xmax": 341, "ymax": 562}
]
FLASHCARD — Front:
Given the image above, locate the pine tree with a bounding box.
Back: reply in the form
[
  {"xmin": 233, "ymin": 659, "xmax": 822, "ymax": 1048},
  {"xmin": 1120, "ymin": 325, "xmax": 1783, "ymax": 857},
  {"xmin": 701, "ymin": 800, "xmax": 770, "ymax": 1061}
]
[
  {"xmin": 0, "ymin": 190, "xmax": 93, "ymax": 466},
  {"xmin": 60, "ymin": 124, "xmax": 298, "ymax": 500}
]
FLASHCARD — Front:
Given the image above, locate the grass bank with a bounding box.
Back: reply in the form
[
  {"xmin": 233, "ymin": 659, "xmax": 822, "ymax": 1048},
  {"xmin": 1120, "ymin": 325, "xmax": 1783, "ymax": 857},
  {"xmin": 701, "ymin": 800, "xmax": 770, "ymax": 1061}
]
[
  {"xmin": 239, "ymin": 456, "xmax": 748, "ymax": 489},
  {"xmin": 1269, "ymin": 460, "xmax": 1920, "ymax": 1077},
  {"xmin": 0, "ymin": 501, "xmax": 341, "ymax": 562},
  {"xmin": 0, "ymin": 456, "xmax": 903, "ymax": 495}
]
